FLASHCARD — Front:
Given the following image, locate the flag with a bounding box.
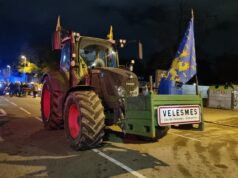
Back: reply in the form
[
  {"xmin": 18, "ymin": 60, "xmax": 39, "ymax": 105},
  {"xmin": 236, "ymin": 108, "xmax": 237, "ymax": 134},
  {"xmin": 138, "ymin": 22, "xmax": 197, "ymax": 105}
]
[
  {"xmin": 56, "ymin": 16, "xmax": 61, "ymax": 31},
  {"xmin": 79, "ymin": 57, "xmax": 89, "ymax": 80},
  {"xmin": 167, "ymin": 10, "xmax": 196, "ymax": 84},
  {"xmin": 107, "ymin": 25, "xmax": 113, "ymax": 40}
]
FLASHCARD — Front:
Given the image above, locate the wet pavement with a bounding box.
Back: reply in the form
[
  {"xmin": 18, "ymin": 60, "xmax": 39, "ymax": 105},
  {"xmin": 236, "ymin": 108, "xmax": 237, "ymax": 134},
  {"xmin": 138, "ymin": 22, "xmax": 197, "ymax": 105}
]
[{"xmin": 0, "ymin": 95, "xmax": 238, "ymax": 178}]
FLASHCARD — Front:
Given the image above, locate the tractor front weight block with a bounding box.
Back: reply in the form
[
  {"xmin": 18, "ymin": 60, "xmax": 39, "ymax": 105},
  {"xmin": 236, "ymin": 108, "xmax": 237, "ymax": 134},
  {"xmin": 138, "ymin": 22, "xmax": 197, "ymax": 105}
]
[{"xmin": 123, "ymin": 93, "xmax": 204, "ymax": 139}]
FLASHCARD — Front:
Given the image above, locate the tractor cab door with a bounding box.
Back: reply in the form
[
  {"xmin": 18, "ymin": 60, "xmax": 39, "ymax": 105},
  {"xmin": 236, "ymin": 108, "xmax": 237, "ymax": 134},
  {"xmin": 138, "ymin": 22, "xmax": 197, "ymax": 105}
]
[{"xmin": 60, "ymin": 41, "xmax": 71, "ymax": 74}]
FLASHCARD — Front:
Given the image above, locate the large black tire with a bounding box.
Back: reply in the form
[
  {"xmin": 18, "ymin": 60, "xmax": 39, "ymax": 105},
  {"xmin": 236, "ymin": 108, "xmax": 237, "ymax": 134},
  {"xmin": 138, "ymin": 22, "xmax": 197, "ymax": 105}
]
[
  {"xmin": 41, "ymin": 76, "xmax": 64, "ymax": 129},
  {"xmin": 137, "ymin": 126, "xmax": 170, "ymax": 141},
  {"xmin": 156, "ymin": 126, "xmax": 170, "ymax": 139},
  {"xmin": 64, "ymin": 91, "xmax": 105, "ymax": 150}
]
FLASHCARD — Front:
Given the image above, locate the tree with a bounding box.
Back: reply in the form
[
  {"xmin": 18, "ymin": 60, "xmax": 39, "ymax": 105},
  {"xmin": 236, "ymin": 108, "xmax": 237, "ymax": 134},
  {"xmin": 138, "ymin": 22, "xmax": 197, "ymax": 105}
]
[{"xmin": 18, "ymin": 59, "xmax": 39, "ymax": 74}]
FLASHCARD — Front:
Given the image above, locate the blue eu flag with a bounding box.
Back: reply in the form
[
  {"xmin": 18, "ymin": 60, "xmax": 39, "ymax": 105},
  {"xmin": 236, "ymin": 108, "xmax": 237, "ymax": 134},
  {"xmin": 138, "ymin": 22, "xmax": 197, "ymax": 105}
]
[{"xmin": 167, "ymin": 11, "xmax": 196, "ymax": 84}]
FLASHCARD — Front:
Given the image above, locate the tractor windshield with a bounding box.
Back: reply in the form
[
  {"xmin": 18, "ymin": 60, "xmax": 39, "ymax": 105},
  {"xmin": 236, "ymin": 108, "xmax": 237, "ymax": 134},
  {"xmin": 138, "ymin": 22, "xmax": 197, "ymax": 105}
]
[{"xmin": 79, "ymin": 37, "xmax": 118, "ymax": 68}]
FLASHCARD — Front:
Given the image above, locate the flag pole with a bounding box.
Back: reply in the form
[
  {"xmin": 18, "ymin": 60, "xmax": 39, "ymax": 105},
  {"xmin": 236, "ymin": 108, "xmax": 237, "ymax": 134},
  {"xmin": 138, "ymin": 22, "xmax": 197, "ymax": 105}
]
[
  {"xmin": 195, "ymin": 75, "xmax": 199, "ymax": 95},
  {"xmin": 191, "ymin": 8, "xmax": 199, "ymax": 95}
]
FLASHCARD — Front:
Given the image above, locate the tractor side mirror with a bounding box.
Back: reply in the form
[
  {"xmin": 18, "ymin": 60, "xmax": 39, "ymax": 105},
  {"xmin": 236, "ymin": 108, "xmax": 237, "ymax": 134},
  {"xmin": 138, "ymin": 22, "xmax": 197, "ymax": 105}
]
[
  {"xmin": 138, "ymin": 41, "xmax": 143, "ymax": 60},
  {"xmin": 52, "ymin": 31, "xmax": 62, "ymax": 50}
]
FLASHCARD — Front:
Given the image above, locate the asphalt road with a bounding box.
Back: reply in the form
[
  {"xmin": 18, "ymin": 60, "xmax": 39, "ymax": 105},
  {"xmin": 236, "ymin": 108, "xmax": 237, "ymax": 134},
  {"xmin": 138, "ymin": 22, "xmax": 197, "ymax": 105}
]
[{"xmin": 0, "ymin": 95, "xmax": 238, "ymax": 178}]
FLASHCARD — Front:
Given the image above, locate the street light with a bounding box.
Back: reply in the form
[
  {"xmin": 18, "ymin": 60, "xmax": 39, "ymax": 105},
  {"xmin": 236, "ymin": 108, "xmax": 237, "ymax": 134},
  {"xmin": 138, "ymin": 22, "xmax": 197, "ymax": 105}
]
[
  {"xmin": 119, "ymin": 39, "xmax": 127, "ymax": 48},
  {"xmin": 6, "ymin": 65, "xmax": 11, "ymax": 73},
  {"xmin": 21, "ymin": 55, "xmax": 27, "ymax": 82},
  {"xmin": 6, "ymin": 65, "xmax": 11, "ymax": 81}
]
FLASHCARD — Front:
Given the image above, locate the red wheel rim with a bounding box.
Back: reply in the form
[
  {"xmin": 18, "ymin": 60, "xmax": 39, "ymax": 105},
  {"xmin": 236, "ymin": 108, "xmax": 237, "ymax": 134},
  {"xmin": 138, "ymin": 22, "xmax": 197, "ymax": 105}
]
[
  {"xmin": 68, "ymin": 104, "xmax": 80, "ymax": 139},
  {"xmin": 43, "ymin": 86, "xmax": 50, "ymax": 120}
]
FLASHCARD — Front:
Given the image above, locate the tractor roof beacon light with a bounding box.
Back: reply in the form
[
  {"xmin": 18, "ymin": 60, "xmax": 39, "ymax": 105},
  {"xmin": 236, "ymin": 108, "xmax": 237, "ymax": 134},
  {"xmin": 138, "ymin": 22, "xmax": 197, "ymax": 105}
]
[{"xmin": 107, "ymin": 25, "xmax": 113, "ymax": 40}]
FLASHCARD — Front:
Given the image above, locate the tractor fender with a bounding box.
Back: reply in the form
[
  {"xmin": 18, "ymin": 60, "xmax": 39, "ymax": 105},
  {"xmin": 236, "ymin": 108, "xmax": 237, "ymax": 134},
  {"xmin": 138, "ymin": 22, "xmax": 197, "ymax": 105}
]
[
  {"xmin": 42, "ymin": 71, "xmax": 69, "ymax": 120},
  {"xmin": 63, "ymin": 85, "xmax": 95, "ymax": 104},
  {"xmin": 42, "ymin": 71, "xmax": 69, "ymax": 93}
]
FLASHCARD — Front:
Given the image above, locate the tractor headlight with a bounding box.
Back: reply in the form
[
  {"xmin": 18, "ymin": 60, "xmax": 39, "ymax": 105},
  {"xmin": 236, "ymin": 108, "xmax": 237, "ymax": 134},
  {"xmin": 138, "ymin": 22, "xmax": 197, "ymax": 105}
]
[{"xmin": 116, "ymin": 86, "xmax": 126, "ymax": 97}]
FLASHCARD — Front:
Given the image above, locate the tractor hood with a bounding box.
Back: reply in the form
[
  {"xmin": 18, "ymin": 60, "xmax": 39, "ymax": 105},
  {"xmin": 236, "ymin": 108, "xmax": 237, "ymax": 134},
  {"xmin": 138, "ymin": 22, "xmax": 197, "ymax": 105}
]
[{"xmin": 91, "ymin": 67, "xmax": 139, "ymax": 98}]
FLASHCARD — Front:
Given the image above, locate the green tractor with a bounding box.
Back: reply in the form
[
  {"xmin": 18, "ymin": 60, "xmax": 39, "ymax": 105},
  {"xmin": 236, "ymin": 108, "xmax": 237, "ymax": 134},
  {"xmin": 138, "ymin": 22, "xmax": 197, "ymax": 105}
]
[{"xmin": 41, "ymin": 17, "xmax": 203, "ymax": 150}]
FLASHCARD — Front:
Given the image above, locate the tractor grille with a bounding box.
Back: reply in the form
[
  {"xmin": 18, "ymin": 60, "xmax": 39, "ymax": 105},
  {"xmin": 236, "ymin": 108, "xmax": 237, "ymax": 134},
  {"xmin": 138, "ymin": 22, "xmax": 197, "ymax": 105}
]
[{"xmin": 125, "ymin": 78, "xmax": 139, "ymax": 96}]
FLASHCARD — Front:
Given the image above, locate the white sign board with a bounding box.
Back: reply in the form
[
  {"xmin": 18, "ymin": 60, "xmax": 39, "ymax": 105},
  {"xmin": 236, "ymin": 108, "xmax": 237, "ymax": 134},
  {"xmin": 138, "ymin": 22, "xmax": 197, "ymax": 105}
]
[{"xmin": 157, "ymin": 105, "xmax": 201, "ymax": 126}]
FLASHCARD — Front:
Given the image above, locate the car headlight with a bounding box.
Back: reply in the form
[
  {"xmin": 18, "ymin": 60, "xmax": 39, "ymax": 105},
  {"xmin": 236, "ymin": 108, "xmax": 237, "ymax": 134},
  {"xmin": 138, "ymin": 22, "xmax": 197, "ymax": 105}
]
[
  {"xmin": 116, "ymin": 86, "xmax": 126, "ymax": 97},
  {"xmin": 0, "ymin": 83, "xmax": 2, "ymax": 88}
]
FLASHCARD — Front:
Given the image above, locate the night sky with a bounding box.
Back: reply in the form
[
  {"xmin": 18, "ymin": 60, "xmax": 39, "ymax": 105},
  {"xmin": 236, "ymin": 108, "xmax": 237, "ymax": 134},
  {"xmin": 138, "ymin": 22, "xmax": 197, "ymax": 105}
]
[{"xmin": 0, "ymin": 0, "xmax": 238, "ymax": 84}]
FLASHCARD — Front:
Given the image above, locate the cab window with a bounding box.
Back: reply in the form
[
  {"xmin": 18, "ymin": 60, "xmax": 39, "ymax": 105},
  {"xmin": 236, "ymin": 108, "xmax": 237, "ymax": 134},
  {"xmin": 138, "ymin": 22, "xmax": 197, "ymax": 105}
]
[
  {"xmin": 60, "ymin": 42, "xmax": 71, "ymax": 71},
  {"xmin": 79, "ymin": 38, "xmax": 118, "ymax": 68}
]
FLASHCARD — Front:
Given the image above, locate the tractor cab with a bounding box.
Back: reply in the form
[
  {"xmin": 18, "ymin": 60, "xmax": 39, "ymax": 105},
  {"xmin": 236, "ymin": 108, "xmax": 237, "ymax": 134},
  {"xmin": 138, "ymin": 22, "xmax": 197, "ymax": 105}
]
[
  {"xmin": 79, "ymin": 37, "xmax": 118, "ymax": 68},
  {"xmin": 59, "ymin": 36, "xmax": 118, "ymax": 69},
  {"xmin": 59, "ymin": 34, "xmax": 119, "ymax": 86}
]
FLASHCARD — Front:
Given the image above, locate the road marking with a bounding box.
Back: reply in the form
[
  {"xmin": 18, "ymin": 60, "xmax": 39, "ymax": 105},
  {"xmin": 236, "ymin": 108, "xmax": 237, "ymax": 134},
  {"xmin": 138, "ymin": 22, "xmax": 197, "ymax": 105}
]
[
  {"xmin": 0, "ymin": 108, "xmax": 7, "ymax": 116},
  {"xmin": 9, "ymin": 102, "xmax": 18, "ymax": 107},
  {"xmin": 1, "ymin": 96, "xmax": 42, "ymax": 122},
  {"xmin": 92, "ymin": 149, "xmax": 147, "ymax": 178},
  {"xmin": 3, "ymin": 98, "xmax": 9, "ymax": 102},
  {"xmin": 19, "ymin": 107, "xmax": 31, "ymax": 115},
  {"xmin": 34, "ymin": 117, "xmax": 42, "ymax": 122},
  {"xmin": 0, "ymin": 96, "xmax": 15, "ymax": 105},
  {"xmin": 169, "ymin": 132, "xmax": 201, "ymax": 142},
  {"xmin": 0, "ymin": 96, "xmax": 9, "ymax": 102}
]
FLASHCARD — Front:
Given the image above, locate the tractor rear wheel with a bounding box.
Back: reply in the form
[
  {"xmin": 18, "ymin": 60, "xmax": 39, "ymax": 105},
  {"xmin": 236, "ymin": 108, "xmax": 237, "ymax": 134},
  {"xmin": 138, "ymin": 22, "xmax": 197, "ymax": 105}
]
[
  {"xmin": 41, "ymin": 76, "xmax": 64, "ymax": 129},
  {"xmin": 64, "ymin": 91, "xmax": 105, "ymax": 150}
]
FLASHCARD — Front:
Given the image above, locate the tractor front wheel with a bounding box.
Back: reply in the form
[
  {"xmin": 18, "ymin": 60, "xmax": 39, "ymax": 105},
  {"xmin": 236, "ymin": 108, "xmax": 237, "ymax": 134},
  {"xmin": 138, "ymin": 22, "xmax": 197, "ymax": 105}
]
[{"xmin": 64, "ymin": 91, "xmax": 105, "ymax": 150}]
